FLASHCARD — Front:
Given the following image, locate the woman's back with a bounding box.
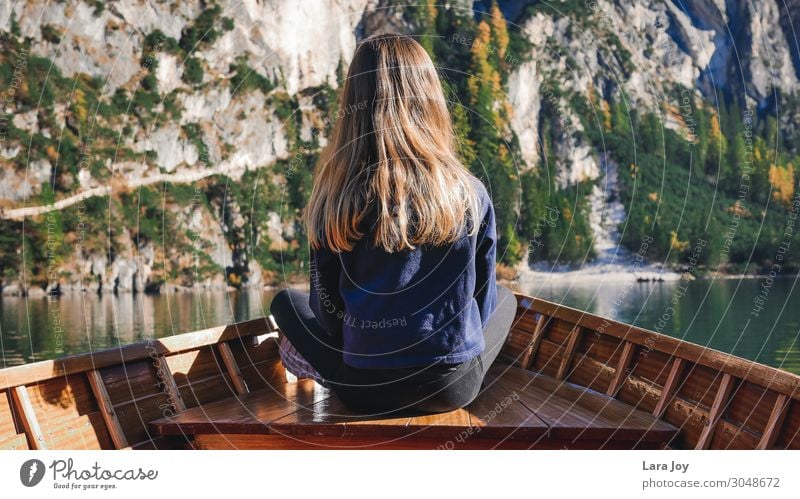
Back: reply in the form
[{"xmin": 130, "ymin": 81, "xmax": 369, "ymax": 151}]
[
  {"xmin": 271, "ymin": 33, "xmax": 515, "ymax": 414},
  {"xmin": 310, "ymin": 176, "xmax": 497, "ymax": 369}
]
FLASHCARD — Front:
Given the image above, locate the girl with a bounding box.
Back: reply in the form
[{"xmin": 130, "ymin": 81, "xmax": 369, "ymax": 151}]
[{"xmin": 270, "ymin": 33, "xmax": 516, "ymax": 415}]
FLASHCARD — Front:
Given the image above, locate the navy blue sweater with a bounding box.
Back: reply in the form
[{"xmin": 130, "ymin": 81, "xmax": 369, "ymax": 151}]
[{"xmin": 308, "ymin": 177, "xmax": 497, "ymax": 369}]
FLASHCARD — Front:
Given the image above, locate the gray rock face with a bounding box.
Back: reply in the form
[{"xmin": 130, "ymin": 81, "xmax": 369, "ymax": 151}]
[
  {"xmin": 0, "ymin": 0, "xmax": 367, "ymax": 95},
  {"xmin": 217, "ymin": 0, "xmax": 369, "ymax": 94},
  {"xmin": 111, "ymin": 258, "xmax": 137, "ymax": 292},
  {"xmin": 1, "ymin": 282, "xmax": 23, "ymax": 297},
  {"xmin": 507, "ymin": 57, "xmax": 540, "ymax": 170},
  {"xmin": 0, "ymin": 159, "xmax": 51, "ymax": 202},
  {"xmin": 0, "ymin": 0, "xmax": 365, "ymax": 184},
  {"xmin": 743, "ymin": 0, "xmax": 800, "ymax": 103},
  {"xmin": 505, "ymin": 0, "xmax": 800, "ymax": 180},
  {"xmin": 0, "ymin": 0, "xmax": 371, "ymax": 291}
]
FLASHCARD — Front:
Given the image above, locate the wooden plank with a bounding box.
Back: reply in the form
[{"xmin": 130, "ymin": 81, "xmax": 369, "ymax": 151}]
[
  {"xmin": 405, "ymin": 408, "xmax": 473, "ymax": 440},
  {"xmin": 43, "ymin": 412, "xmax": 113, "ymax": 450},
  {"xmin": 270, "ymin": 379, "xmax": 549, "ymax": 442},
  {"xmin": 617, "ymin": 375, "xmax": 671, "ymax": 417},
  {"xmin": 228, "ymin": 336, "xmax": 280, "ymax": 367},
  {"xmin": 86, "ymin": 370, "xmax": 128, "ymax": 449},
  {"xmin": 778, "ymin": 399, "xmax": 800, "ymax": 449},
  {"xmin": 192, "ymin": 433, "xmax": 645, "ymax": 450},
  {"xmin": 677, "ymin": 363, "xmax": 725, "ymax": 409},
  {"xmin": 10, "ymin": 386, "xmax": 47, "ymax": 450},
  {"xmin": 153, "ymin": 356, "xmax": 187, "ymax": 412},
  {"xmin": 501, "ymin": 313, "xmax": 540, "ymax": 360},
  {"xmin": 520, "ymin": 313, "xmax": 548, "ymax": 370},
  {"xmin": 712, "ymin": 417, "xmax": 761, "ymax": 449},
  {"xmin": 492, "ymin": 364, "xmax": 676, "ymax": 444},
  {"xmin": 569, "ymin": 350, "xmax": 616, "ymax": 394},
  {"xmin": 466, "ymin": 380, "xmax": 549, "ymax": 440},
  {"xmin": 1, "ymin": 389, "xmax": 27, "ymax": 448},
  {"xmin": 725, "ymin": 381, "xmax": 779, "ymax": 436},
  {"xmin": 21, "ymin": 374, "xmax": 113, "ymax": 450},
  {"xmin": 653, "ymin": 358, "xmax": 685, "ymax": 419},
  {"xmin": 622, "ymin": 349, "xmax": 672, "ymax": 388},
  {"xmin": 578, "ymin": 332, "xmax": 629, "ymax": 366},
  {"xmin": 129, "ymin": 436, "xmax": 192, "ymax": 450},
  {"xmin": 555, "ymin": 326, "xmax": 582, "ymax": 381},
  {"xmin": 269, "ymin": 394, "xmax": 412, "ymax": 438},
  {"xmin": 695, "ymin": 373, "xmax": 735, "ymax": 449},
  {"xmin": 0, "ymin": 389, "xmax": 20, "ymax": 436},
  {"xmin": 757, "ymin": 394, "xmax": 790, "ymax": 450},
  {"xmin": 150, "ymin": 380, "xmax": 329, "ymax": 436},
  {"xmin": 531, "ymin": 339, "xmax": 562, "ymax": 377},
  {"xmin": 0, "ymin": 317, "xmax": 273, "ymax": 391},
  {"xmin": 517, "ymin": 296, "xmax": 800, "ymax": 400},
  {"xmin": 99, "ymin": 361, "xmax": 161, "ymax": 406},
  {"xmin": 177, "ymin": 374, "xmax": 235, "ymax": 409},
  {"xmin": 165, "ymin": 347, "xmax": 226, "ymax": 385},
  {"xmin": 607, "ymin": 342, "xmax": 636, "ymax": 397},
  {"xmin": 155, "ymin": 364, "xmax": 674, "ymax": 448},
  {"xmin": 240, "ymin": 360, "xmax": 288, "ymax": 391},
  {"xmin": 115, "ymin": 392, "xmax": 174, "ymax": 446},
  {"xmin": 0, "ymin": 433, "xmax": 29, "ymax": 450},
  {"xmin": 663, "ymin": 395, "xmax": 707, "ymax": 449},
  {"xmin": 217, "ymin": 343, "xmax": 249, "ymax": 395}
]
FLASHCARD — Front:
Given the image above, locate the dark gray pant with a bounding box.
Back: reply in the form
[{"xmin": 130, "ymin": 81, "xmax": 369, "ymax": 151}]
[{"xmin": 270, "ymin": 284, "xmax": 516, "ymax": 415}]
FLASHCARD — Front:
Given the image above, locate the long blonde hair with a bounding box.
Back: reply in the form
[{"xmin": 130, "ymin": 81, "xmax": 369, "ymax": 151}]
[{"xmin": 305, "ymin": 33, "xmax": 480, "ymax": 253}]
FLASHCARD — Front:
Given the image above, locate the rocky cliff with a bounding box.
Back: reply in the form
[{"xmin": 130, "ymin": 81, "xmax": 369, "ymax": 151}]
[
  {"xmin": 0, "ymin": 0, "xmax": 368, "ymax": 294},
  {"xmin": 504, "ymin": 0, "xmax": 800, "ymax": 181}
]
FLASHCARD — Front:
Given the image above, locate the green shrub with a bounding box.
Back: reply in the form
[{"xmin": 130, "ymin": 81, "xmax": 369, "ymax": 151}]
[
  {"xmin": 140, "ymin": 72, "xmax": 158, "ymax": 92},
  {"xmin": 182, "ymin": 57, "xmax": 204, "ymax": 85},
  {"xmin": 180, "ymin": 5, "xmax": 223, "ymax": 53},
  {"xmin": 41, "ymin": 24, "xmax": 61, "ymax": 44},
  {"xmin": 229, "ymin": 56, "xmax": 275, "ymax": 94}
]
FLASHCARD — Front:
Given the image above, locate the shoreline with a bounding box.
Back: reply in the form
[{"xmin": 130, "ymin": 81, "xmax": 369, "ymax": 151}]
[{"xmin": 2, "ymin": 271, "xmax": 797, "ymax": 299}]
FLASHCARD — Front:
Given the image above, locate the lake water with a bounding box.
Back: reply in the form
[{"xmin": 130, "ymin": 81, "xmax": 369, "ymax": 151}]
[{"xmin": 1, "ymin": 277, "xmax": 798, "ymax": 374}]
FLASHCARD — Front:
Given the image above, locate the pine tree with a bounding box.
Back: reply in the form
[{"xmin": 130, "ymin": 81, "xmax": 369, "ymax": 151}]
[
  {"xmin": 724, "ymin": 132, "xmax": 746, "ymax": 191},
  {"xmin": 706, "ymin": 112, "xmax": 727, "ymax": 179},
  {"xmin": 692, "ymin": 100, "xmax": 709, "ymax": 169},
  {"xmin": 409, "ymin": 0, "xmax": 437, "ymax": 58}
]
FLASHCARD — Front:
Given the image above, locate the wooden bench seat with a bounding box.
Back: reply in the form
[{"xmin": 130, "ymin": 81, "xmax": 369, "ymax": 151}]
[{"xmin": 150, "ymin": 364, "xmax": 677, "ymax": 449}]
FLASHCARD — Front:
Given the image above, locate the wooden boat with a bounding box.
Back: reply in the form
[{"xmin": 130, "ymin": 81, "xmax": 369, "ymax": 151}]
[{"xmin": 1, "ymin": 293, "xmax": 798, "ymax": 450}]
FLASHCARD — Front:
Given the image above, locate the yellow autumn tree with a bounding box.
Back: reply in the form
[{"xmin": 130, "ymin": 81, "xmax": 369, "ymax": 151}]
[
  {"xmin": 706, "ymin": 112, "xmax": 727, "ymax": 175},
  {"xmin": 601, "ymin": 100, "xmax": 612, "ymax": 130},
  {"xmin": 73, "ymin": 87, "xmax": 88, "ymax": 127},
  {"xmin": 45, "ymin": 145, "xmax": 59, "ymax": 162},
  {"xmin": 467, "ymin": 21, "xmax": 493, "ymax": 99},
  {"xmin": 669, "ymin": 230, "xmax": 689, "ymax": 252},
  {"xmin": 489, "ymin": 2, "xmax": 509, "ymax": 60},
  {"xmin": 769, "ymin": 162, "xmax": 796, "ymax": 207},
  {"xmin": 425, "ymin": 0, "xmax": 436, "ymax": 21}
]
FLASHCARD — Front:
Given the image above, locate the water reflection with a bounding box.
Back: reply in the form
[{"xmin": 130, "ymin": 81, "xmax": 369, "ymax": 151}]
[{"xmin": 0, "ymin": 289, "xmax": 278, "ymax": 368}]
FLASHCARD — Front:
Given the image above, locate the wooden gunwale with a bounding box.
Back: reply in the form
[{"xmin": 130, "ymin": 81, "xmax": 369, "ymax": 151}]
[
  {"xmin": 516, "ymin": 297, "xmax": 800, "ymax": 401},
  {"xmin": 0, "ymin": 317, "xmax": 273, "ymax": 391}
]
